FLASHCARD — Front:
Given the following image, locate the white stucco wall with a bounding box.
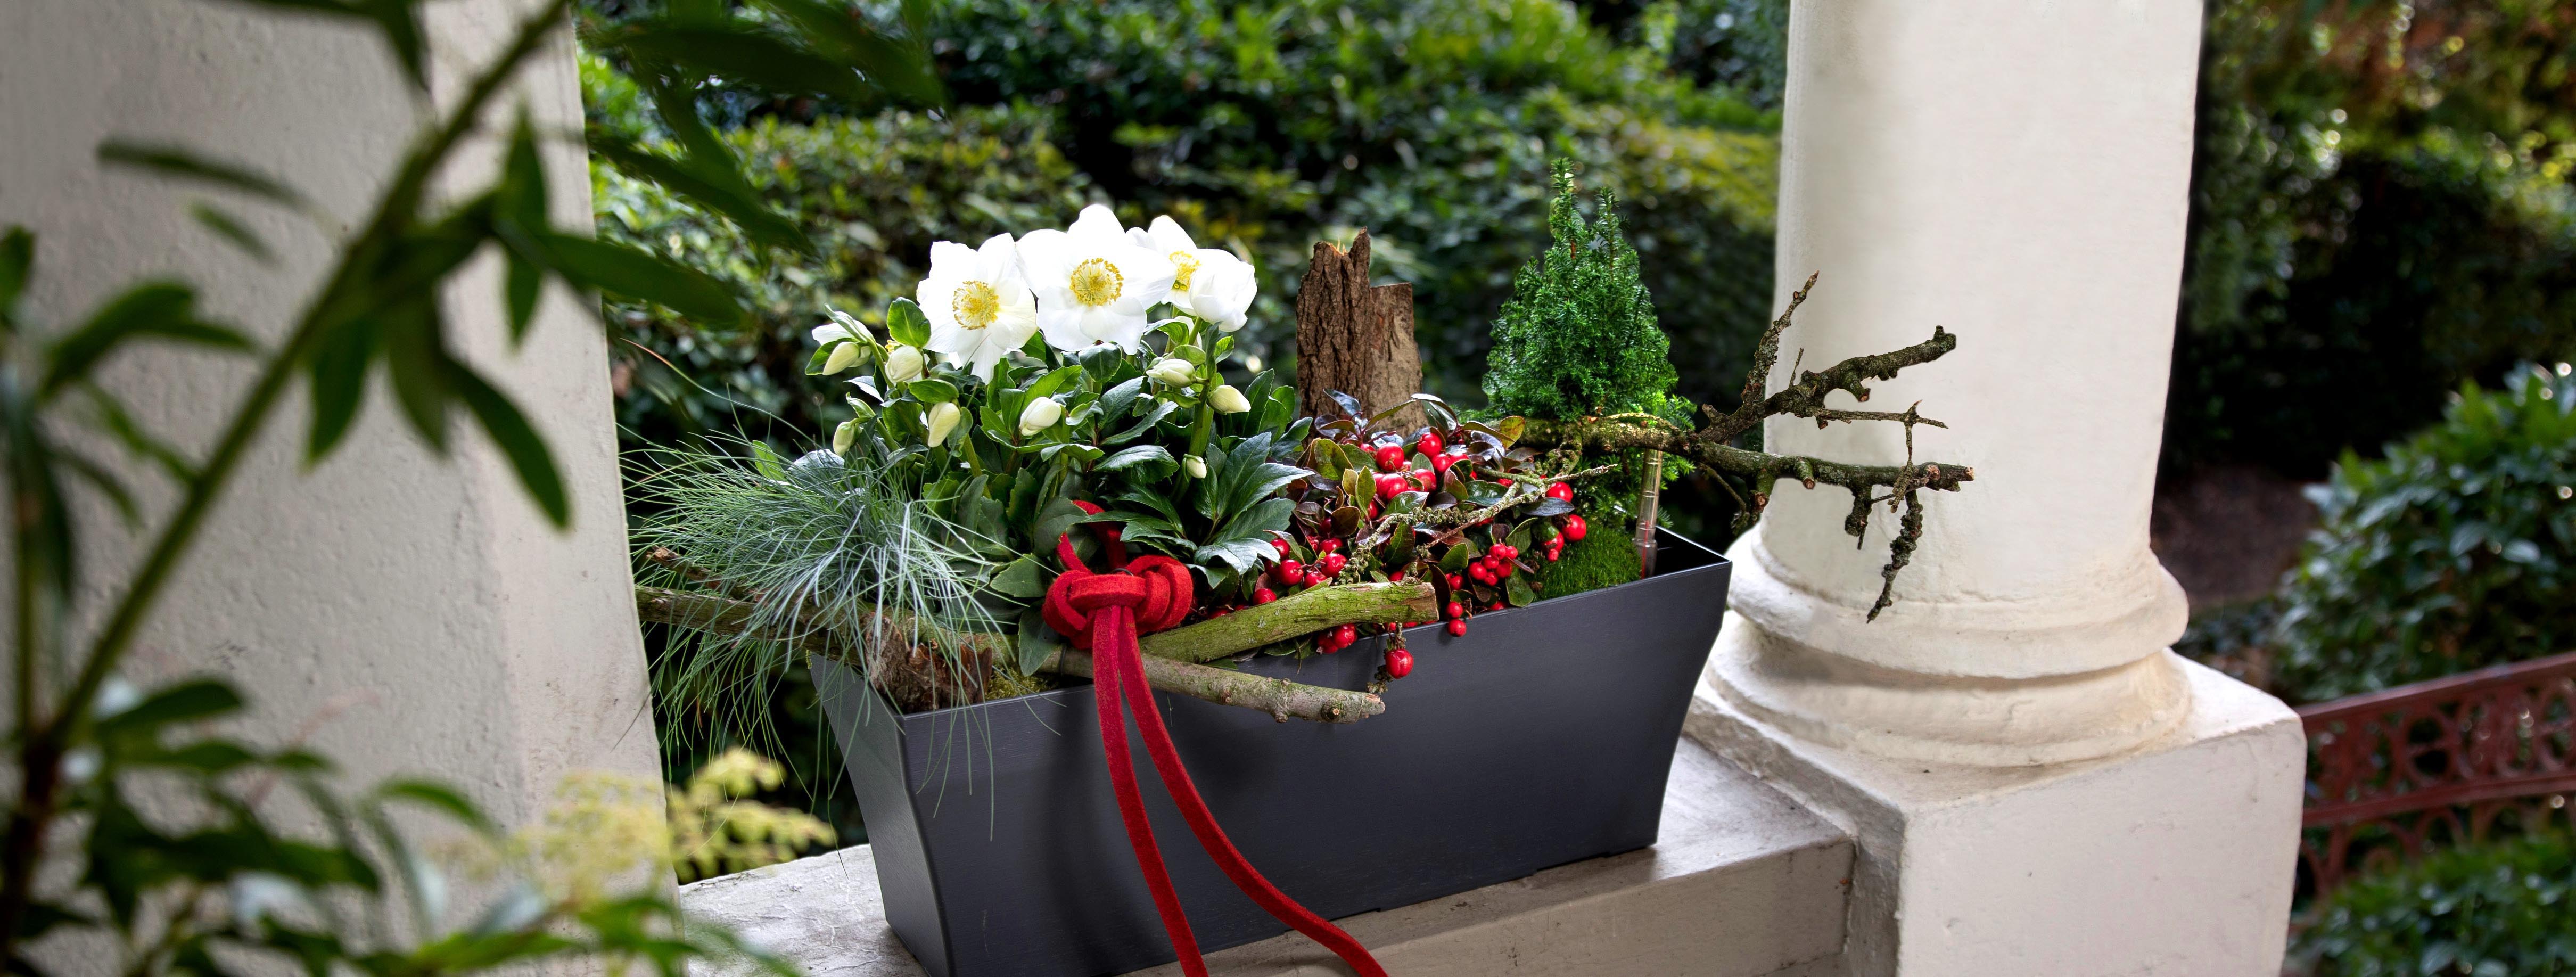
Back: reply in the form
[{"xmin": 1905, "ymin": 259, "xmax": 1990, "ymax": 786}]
[{"xmin": 0, "ymin": 0, "xmax": 654, "ymax": 832}]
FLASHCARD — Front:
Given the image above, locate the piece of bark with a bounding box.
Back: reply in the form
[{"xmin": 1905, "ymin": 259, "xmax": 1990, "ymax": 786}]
[
  {"xmin": 1040, "ymin": 650, "xmax": 1384, "ymax": 724},
  {"xmin": 1295, "ymin": 230, "xmax": 1426, "ymax": 430}
]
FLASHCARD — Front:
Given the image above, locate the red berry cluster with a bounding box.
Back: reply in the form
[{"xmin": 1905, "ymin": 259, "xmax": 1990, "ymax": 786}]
[{"xmin": 1249, "ymin": 411, "xmax": 1592, "ymax": 682}]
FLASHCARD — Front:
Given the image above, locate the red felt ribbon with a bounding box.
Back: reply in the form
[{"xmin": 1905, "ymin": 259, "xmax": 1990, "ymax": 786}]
[{"xmin": 1044, "ymin": 526, "xmax": 1386, "ymax": 977}]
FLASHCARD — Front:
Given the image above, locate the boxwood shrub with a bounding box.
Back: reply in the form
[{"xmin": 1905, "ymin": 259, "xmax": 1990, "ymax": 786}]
[
  {"xmin": 2269, "ymin": 364, "xmax": 2576, "ymax": 703},
  {"xmin": 2293, "ymin": 832, "xmax": 2576, "ymax": 977}
]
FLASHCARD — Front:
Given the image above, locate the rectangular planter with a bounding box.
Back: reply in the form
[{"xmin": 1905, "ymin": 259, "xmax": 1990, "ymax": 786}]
[{"xmin": 814, "ymin": 528, "xmax": 1730, "ymax": 977}]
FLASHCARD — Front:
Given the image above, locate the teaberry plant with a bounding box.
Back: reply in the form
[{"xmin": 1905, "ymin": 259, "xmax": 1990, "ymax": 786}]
[{"xmin": 0, "ymin": 0, "xmax": 934, "ymax": 972}]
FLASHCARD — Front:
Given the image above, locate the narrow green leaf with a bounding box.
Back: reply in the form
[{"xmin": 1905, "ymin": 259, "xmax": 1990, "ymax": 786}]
[
  {"xmin": 504, "ymin": 251, "xmax": 542, "ymax": 341},
  {"xmin": 374, "ymin": 779, "xmax": 497, "ymax": 835},
  {"xmin": 609, "ymin": 24, "xmax": 874, "ymax": 104},
  {"xmin": 447, "ymin": 365, "xmax": 568, "ymax": 526},
  {"xmin": 188, "ymin": 202, "xmax": 275, "ymax": 264},
  {"xmin": 83, "ymin": 387, "xmax": 196, "ymax": 482},
  {"xmin": 753, "ymin": 0, "xmax": 945, "ymax": 104},
  {"xmin": 97, "ymin": 679, "xmax": 243, "ymax": 734},
  {"xmin": 56, "ymin": 450, "xmax": 140, "ymax": 528},
  {"xmin": 42, "ymin": 282, "xmax": 254, "ymax": 397},
  {"xmin": 535, "ymin": 233, "xmax": 745, "ymax": 325},
  {"xmin": 380, "ymin": 300, "xmax": 451, "ymax": 451},
  {"xmin": 304, "ymin": 318, "xmax": 378, "ymax": 461},
  {"xmin": 0, "ymin": 226, "xmax": 34, "ymax": 330},
  {"xmin": 96, "ymin": 141, "xmax": 306, "ymax": 207},
  {"xmin": 587, "ymin": 132, "xmax": 811, "ymax": 254}
]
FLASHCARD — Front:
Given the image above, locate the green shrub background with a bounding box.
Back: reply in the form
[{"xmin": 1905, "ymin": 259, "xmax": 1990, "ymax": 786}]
[
  {"xmin": 2293, "ymin": 832, "xmax": 2576, "ymax": 976},
  {"xmin": 2268, "ymin": 364, "xmax": 2576, "ymax": 703}
]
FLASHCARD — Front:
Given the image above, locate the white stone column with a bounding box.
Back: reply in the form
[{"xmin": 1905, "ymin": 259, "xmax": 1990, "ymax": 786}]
[
  {"xmin": 1690, "ymin": 1, "xmax": 2309, "ymax": 974},
  {"xmin": 1, "ymin": 0, "xmax": 655, "ymax": 836}
]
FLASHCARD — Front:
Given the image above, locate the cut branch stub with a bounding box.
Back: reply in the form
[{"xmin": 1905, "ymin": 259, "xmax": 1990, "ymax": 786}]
[{"xmin": 1295, "ymin": 229, "xmax": 1425, "ymax": 430}]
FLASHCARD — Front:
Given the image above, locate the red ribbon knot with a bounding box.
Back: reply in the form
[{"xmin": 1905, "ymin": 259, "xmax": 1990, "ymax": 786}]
[{"xmin": 1042, "ymin": 515, "xmax": 1384, "ymax": 977}]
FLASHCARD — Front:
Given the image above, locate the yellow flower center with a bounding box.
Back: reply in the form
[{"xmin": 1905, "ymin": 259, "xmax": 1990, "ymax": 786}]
[
  {"xmin": 951, "ymin": 280, "xmax": 1000, "ymax": 330},
  {"xmin": 1169, "ymin": 251, "xmax": 1200, "ymax": 291},
  {"xmin": 1069, "ymin": 258, "xmax": 1123, "ymax": 307}
]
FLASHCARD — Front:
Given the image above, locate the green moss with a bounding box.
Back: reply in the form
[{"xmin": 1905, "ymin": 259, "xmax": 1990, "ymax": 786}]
[{"xmin": 1536, "ymin": 520, "xmax": 1642, "ymax": 599}]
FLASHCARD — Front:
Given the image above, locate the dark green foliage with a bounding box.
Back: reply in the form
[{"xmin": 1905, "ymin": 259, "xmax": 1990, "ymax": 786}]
[
  {"xmin": 2269, "ymin": 365, "xmax": 2576, "ymax": 703},
  {"xmin": 591, "ymin": 0, "xmax": 1782, "ymax": 449},
  {"xmin": 1536, "ymin": 517, "xmax": 1641, "ymax": 596},
  {"xmin": 2292, "ymin": 832, "xmax": 2576, "ymax": 977},
  {"xmin": 2172, "ymin": 0, "xmax": 2576, "ymax": 478},
  {"xmin": 1483, "ymin": 162, "xmax": 1686, "ymax": 425}
]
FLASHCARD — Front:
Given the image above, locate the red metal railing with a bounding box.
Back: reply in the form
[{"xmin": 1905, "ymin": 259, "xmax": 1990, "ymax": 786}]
[{"xmin": 2299, "ymin": 648, "xmax": 2576, "ymax": 895}]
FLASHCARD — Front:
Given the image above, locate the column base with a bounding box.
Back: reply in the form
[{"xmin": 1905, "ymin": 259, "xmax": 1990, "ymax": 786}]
[
  {"xmin": 1709, "ymin": 613, "xmax": 2195, "ymax": 768},
  {"xmin": 1688, "ymin": 656, "xmax": 2306, "ymax": 976}
]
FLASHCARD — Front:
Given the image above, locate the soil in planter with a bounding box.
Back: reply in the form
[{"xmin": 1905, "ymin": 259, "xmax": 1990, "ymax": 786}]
[{"xmin": 1538, "ymin": 516, "xmax": 1643, "ymax": 598}]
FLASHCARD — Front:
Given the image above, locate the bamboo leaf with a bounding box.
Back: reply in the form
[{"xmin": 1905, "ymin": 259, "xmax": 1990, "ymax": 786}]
[
  {"xmin": 535, "ymin": 233, "xmax": 745, "ymax": 325},
  {"xmin": 42, "ymin": 283, "xmax": 253, "ymax": 397},
  {"xmin": 190, "ymin": 202, "xmax": 275, "ymax": 264},
  {"xmin": 751, "ymin": 0, "xmax": 945, "ymax": 104},
  {"xmin": 304, "ymin": 318, "xmax": 380, "ymax": 461},
  {"xmin": 608, "ymin": 24, "xmax": 874, "ymax": 104},
  {"xmin": 0, "ymin": 225, "xmax": 30, "ymax": 330},
  {"xmin": 96, "ymin": 141, "xmax": 307, "ymax": 207},
  {"xmin": 380, "ymin": 300, "xmax": 451, "ymax": 451},
  {"xmin": 448, "ymin": 366, "xmax": 569, "ymax": 526},
  {"xmin": 587, "ymin": 132, "xmax": 812, "ymax": 254}
]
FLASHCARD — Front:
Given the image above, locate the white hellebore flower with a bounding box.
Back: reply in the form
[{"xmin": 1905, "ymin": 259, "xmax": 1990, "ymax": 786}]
[
  {"xmin": 1130, "ymin": 215, "xmax": 1257, "ymax": 332},
  {"xmin": 918, "ymin": 233, "xmax": 1040, "ymax": 381},
  {"xmin": 1208, "ymin": 384, "xmax": 1252, "ymax": 414},
  {"xmin": 1183, "ymin": 455, "xmax": 1208, "ymax": 479},
  {"xmin": 924, "ymin": 402, "xmax": 962, "ymax": 446},
  {"xmin": 1147, "ymin": 357, "xmax": 1195, "ymax": 387},
  {"xmin": 1017, "ymin": 204, "xmax": 1174, "ymax": 353},
  {"xmin": 1018, "ymin": 396, "xmax": 1064, "ymax": 437},
  {"xmin": 884, "ymin": 344, "xmax": 926, "ymax": 384}
]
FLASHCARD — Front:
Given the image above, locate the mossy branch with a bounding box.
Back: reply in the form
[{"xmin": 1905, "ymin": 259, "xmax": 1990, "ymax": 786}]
[
  {"xmin": 1144, "ymin": 582, "xmax": 1435, "ymax": 663},
  {"xmin": 1511, "ymin": 273, "xmax": 1972, "ymax": 620},
  {"xmin": 633, "ymin": 584, "xmax": 1397, "ymax": 723}
]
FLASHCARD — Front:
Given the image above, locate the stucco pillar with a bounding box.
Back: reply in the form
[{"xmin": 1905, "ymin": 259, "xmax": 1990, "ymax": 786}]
[
  {"xmin": 1689, "ymin": 1, "xmax": 2308, "ymax": 974},
  {"xmin": 1, "ymin": 0, "xmax": 654, "ymax": 840}
]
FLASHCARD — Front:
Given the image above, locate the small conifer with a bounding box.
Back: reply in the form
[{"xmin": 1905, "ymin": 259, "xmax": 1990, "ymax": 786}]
[{"xmin": 1482, "ymin": 161, "xmax": 1684, "ymax": 424}]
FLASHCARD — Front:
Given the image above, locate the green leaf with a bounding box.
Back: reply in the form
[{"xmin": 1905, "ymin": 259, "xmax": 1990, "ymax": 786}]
[
  {"xmin": 1194, "ymin": 498, "xmax": 1296, "ymax": 574},
  {"xmin": 96, "ymin": 141, "xmax": 307, "ymax": 207},
  {"xmin": 609, "ymin": 24, "xmax": 876, "ymax": 104},
  {"xmin": 84, "ymin": 387, "xmax": 195, "ymax": 482},
  {"xmin": 1100, "ymin": 376, "xmax": 1146, "ymax": 421},
  {"xmin": 1102, "ymin": 399, "xmax": 1178, "ymax": 446},
  {"xmin": 97, "ymin": 679, "xmax": 244, "ymax": 735},
  {"xmin": 588, "ymin": 132, "xmax": 811, "ymax": 254},
  {"xmin": 884, "ymin": 297, "xmax": 933, "ymax": 348},
  {"xmin": 448, "ymin": 365, "xmax": 569, "ymax": 526},
  {"xmin": 533, "ymin": 233, "xmax": 744, "ymax": 325},
  {"xmin": 381, "ymin": 300, "xmax": 451, "ymax": 450},
  {"xmin": 42, "ymin": 282, "xmax": 253, "ymax": 397},
  {"xmin": 1097, "ymin": 444, "xmax": 1173, "ymax": 472},
  {"xmin": 752, "ymin": 0, "xmax": 946, "ymax": 104},
  {"xmin": 906, "ymin": 377, "xmax": 958, "ymax": 403},
  {"xmin": 304, "ymin": 317, "xmax": 379, "ymax": 461},
  {"xmin": 1505, "ymin": 571, "xmax": 1537, "ymax": 607},
  {"xmin": 1016, "ymin": 606, "xmax": 1066, "ymax": 678},
  {"xmin": 1024, "ymin": 364, "xmax": 1084, "ymax": 402},
  {"xmin": 990, "ymin": 555, "xmax": 1046, "ymax": 599},
  {"xmin": 374, "ymin": 779, "xmax": 496, "ymax": 835},
  {"xmin": 0, "ymin": 225, "xmax": 31, "ymax": 330},
  {"xmin": 752, "ymin": 441, "xmax": 788, "ymax": 480},
  {"xmin": 190, "ymin": 202, "xmax": 274, "ymax": 264},
  {"xmin": 505, "ymin": 251, "xmax": 542, "ymax": 340}
]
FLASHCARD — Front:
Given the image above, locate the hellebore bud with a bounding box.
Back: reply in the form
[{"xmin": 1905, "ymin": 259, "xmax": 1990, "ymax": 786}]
[
  {"xmin": 925, "ymin": 401, "xmax": 962, "ymax": 445},
  {"xmin": 1018, "ymin": 396, "xmax": 1064, "ymax": 436},
  {"xmin": 1183, "ymin": 454, "xmax": 1208, "ymax": 479},
  {"xmin": 821, "ymin": 342, "xmax": 861, "ymax": 375},
  {"xmin": 1209, "ymin": 384, "xmax": 1252, "ymax": 414},
  {"xmin": 832, "ymin": 420, "xmax": 857, "ymax": 455},
  {"xmin": 884, "ymin": 344, "xmax": 926, "ymax": 384},
  {"xmin": 1147, "ymin": 357, "xmax": 1195, "ymax": 386}
]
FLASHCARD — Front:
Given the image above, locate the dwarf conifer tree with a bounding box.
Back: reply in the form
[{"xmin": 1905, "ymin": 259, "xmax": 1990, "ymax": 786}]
[{"xmin": 1483, "ymin": 161, "xmax": 1683, "ymax": 424}]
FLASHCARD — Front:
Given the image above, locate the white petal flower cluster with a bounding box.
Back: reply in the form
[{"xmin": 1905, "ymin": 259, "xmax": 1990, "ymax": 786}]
[{"xmin": 905, "ymin": 205, "xmax": 1257, "ymax": 365}]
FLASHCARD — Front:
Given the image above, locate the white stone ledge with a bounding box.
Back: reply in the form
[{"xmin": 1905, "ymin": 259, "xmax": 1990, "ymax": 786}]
[{"xmin": 682, "ymin": 738, "xmax": 1854, "ymax": 976}]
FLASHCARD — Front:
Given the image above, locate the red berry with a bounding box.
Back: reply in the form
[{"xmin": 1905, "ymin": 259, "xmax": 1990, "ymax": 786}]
[
  {"xmin": 1496, "ymin": 545, "xmax": 1517, "ymax": 561},
  {"xmin": 1333, "ymin": 623, "xmax": 1357, "ymax": 646},
  {"xmin": 1270, "ymin": 536, "xmax": 1291, "ymax": 557},
  {"xmin": 1447, "ymin": 620, "xmax": 1468, "ymax": 637},
  {"xmin": 1277, "ymin": 559, "xmax": 1303, "ymax": 581},
  {"xmin": 1545, "ymin": 545, "xmax": 1562, "ymax": 562},
  {"xmin": 1385, "ymin": 648, "xmax": 1414, "ymax": 679},
  {"xmin": 1304, "ymin": 569, "xmax": 1327, "ymax": 587},
  {"xmin": 1375, "ymin": 473, "xmax": 1408, "ymax": 500},
  {"xmin": 1321, "ymin": 553, "xmax": 1347, "ymax": 575},
  {"xmin": 1319, "ymin": 538, "xmax": 1341, "ymax": 553},
  {"xmin": 1545, "ymin": 482, "xmax": 1574, "ymax": 502},
  {"xmin": 1445, "ymin": 601, "xmax": 1464, "ymax": 619},
  {"xmin": 1563, "ymin": 514, "xmax": 1588, "ymax": 541},
  {"xmin": 1412, "ymin": 470, "xmax": 1437, "ymax": 491},
  {"xmin": 1446, "ymin": 572, "xmax": 1464, "ymax": 590},
  {"xmin": 1375, "ymin": 445, "xmax": 1406, "ymax": 472},
  {"xmin": 1416, "ymin": 432, "xmax": 1445, "ymax": 457},
  {"xmin": 1253, "ymin": 588, "xmax": 1278, "ymax": 604}
]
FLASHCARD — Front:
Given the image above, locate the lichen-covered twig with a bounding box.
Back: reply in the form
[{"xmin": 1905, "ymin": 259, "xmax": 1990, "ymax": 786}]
[
  {"xmin": 1511, "ymin": 273, "xmax": 1972, "ymax": 620},
  {"xmin": 1146, "ymin": 582, "xmax": 1434, "ymax": 662},
  {"xmin": 633, "ymin": 584, "xmax": 1393, "ymax": 723}
]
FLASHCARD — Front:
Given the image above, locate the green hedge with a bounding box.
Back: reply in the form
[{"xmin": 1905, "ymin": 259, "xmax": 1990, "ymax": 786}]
[
  {"xmin": 591, "ymin": 0, "xmax": 1782, "ymax": 454},
  {"xmin": 2293, "ymin": 832, "xmax": 2576, "ymax": 976},
  {"xmin": 2269, "ymin": 364, "xmax": 2576, "ymax": 703}
]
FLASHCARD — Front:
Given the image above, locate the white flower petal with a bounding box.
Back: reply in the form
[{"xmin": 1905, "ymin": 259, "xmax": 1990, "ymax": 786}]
[{"xmin": 1147, "ymin": 215, "xmax": 1198, "ymax": 255}]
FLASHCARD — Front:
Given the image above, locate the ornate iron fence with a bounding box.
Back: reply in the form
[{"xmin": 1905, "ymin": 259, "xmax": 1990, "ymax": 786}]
[{"xmin": 2299, "ymin": 648, "xmax": 2576, "ymax": 896}]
